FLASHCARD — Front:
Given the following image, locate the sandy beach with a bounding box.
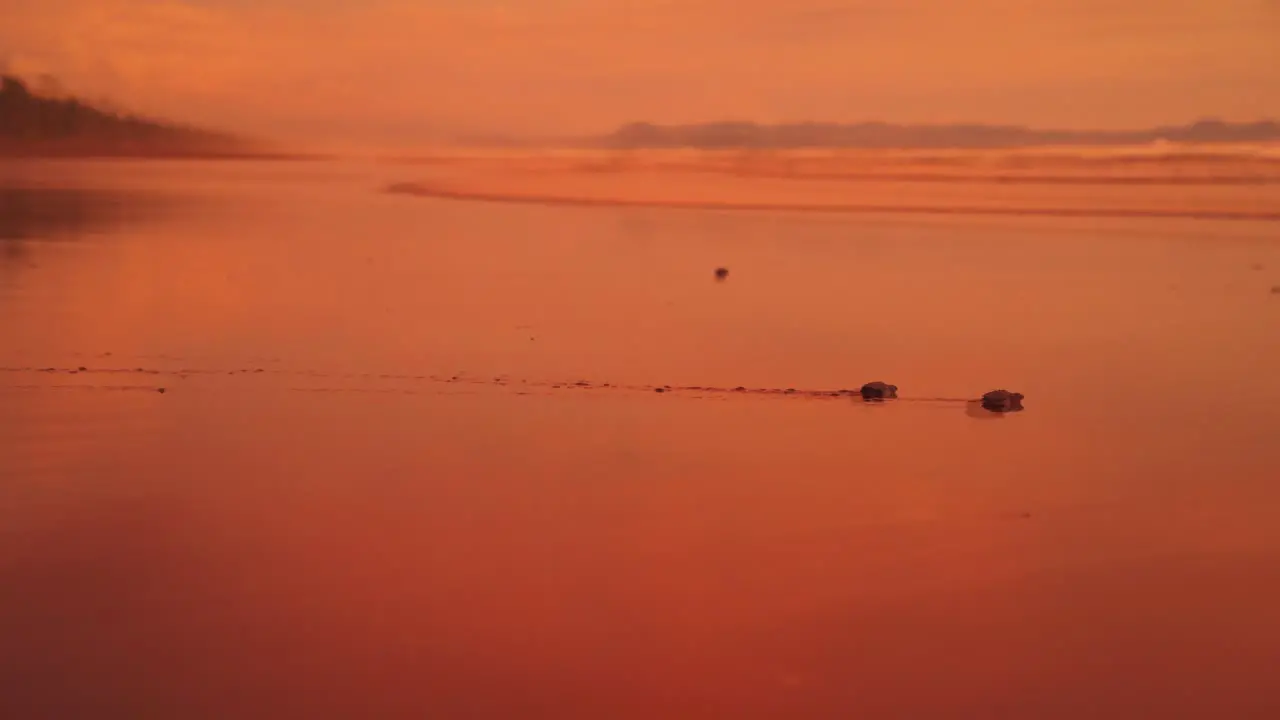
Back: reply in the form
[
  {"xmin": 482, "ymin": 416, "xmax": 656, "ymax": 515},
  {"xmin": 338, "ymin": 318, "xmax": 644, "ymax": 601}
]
[{"xmin": 3, "ymin": 155, "xmax": 1280, "ymax": 718}]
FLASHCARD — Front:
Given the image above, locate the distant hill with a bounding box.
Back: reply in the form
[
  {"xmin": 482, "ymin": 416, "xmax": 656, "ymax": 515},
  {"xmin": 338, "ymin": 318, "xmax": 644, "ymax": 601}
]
[
  {"xmin": 600, "ymin": 119, "xmax": 1280, "ymax": 150},
  {"xmin": 0, "ymin": 75, "xmax": 273, "ymax": 158}
]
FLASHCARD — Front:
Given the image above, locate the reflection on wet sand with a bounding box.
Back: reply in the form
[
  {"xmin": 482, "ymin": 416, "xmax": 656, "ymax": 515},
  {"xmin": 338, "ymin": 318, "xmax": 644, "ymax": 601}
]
[
  {"xmin": 965, "ymin": 399, "xmax": 1005, "ymax": 420},
  {"xmin": 0, "ymin": 187, "xmax": 170, "ymax": 268},
  {"xmin": 0, "ymin": 187, "xmax": 160, "ymax": 240}
]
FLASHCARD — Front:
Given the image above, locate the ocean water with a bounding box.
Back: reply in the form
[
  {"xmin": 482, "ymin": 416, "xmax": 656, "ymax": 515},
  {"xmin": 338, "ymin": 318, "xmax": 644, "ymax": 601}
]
[{"xmin": 2, "ymin": 157, "xmax": 1279, "ymax": 718}]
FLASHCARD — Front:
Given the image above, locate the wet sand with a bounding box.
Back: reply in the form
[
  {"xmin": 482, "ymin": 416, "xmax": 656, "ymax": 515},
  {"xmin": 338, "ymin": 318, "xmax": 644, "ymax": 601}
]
[
  {"xmin": 3, "ymin": 156, "xmax": 1280, "ymax": 718},
  {"xmin": 384, "ymin": 146, "xmax": 1280, "ymax": 221}
]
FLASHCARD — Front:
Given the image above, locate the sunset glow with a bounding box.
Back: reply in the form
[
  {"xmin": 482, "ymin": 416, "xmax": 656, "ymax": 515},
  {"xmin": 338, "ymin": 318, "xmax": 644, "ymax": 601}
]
[{"xmin": 3, "ymin": 0, "xmax": 1278, "ymax": 148}]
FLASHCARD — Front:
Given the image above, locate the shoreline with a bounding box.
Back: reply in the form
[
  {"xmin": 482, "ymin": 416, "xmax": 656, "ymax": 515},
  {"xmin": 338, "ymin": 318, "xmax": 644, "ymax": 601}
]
[{"xmin": 385, "ymin": 181, "xmax": 1280, "ymax": 222}]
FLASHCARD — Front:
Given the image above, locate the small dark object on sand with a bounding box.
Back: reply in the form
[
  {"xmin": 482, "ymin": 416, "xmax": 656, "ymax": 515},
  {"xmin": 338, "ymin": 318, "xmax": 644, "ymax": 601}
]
[
  {"xmin": 157, "ymin": 388, "xmax": 166, "ymax": 394},
  {"xmin": 77, "ymin": 366, "xmax": 87, "ymax": 372},
  {"xmin": 859, "ymin": 381, "xmax": 898, "ymax": 400},
  {"xmin": 981, "ymin": 389, "xmax": 1024, "ymax": 413},
  {"xmin": 654, "ymin": 387, "xmax": 666, "ymax": 393},
  {"xmin": 714, "ymin": 267, "xmax": 729, "ymax": 281},
  {"xmin": 1271, "ymin": 285, "xmax": 1280, "ymax": 294}
]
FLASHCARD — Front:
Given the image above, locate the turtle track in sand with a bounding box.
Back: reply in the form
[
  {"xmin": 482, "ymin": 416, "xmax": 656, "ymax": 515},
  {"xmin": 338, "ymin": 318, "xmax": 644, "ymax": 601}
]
[{"xmin": 0, "ymin": 365, "xmax": 981, "ymax": 405}]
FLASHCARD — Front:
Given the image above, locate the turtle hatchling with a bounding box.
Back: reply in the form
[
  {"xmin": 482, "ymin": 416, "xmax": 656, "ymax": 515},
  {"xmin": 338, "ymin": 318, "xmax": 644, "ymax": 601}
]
[
  {"xmin": 859, "ymin": 381, "xmax": 898, "ymax": 400},
  {"xmin": 981, "ymin": 389, "xmax": 1024, "ymax": 413}
]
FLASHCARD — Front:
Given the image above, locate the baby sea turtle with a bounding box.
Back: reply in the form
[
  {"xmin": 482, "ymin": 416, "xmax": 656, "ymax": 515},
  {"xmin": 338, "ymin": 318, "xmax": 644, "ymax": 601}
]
[
  {"xmin": 981, "ymin": 389, "xmax": 1024, "ymax": 413},
  {"xmin": 859, "ymin": 381, "xmax": 898, "ymax": 400}
]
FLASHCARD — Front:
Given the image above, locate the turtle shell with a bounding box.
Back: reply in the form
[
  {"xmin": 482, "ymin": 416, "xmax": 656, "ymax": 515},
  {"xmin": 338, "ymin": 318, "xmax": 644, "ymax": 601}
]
[
  {"xmin": 860, "ymin": 381, "xmax": 898, "ymax": 400},
  {"xmin": 981, "ymin": 389, "xmax": 1024, "ymax": 412}
]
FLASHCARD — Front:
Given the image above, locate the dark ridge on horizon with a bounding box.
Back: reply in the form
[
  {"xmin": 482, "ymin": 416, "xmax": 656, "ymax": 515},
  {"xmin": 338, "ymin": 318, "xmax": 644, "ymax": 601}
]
[
  {"xmin": 593, "ymin": 119, "xmax": 1280, "ymax": 150},
  {"xmin": 0, "ymin": 75, "xmax": 317, "ymax": 159}
]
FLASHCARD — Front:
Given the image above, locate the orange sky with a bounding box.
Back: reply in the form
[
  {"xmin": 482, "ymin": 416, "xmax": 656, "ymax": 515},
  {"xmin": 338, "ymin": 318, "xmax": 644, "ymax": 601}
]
[{"xmin": 2, "ymin": 0, "xmax": 1277, "ymax": 147}]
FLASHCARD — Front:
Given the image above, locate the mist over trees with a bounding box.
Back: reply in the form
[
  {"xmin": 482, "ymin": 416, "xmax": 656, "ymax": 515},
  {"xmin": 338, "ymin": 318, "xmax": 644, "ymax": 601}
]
[{"xmin": 1, "ymin": 74, "xmax": 248, "ymax": 157}]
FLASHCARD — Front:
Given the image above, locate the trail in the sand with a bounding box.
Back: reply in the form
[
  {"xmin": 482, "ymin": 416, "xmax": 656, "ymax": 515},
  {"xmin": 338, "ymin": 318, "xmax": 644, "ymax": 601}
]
[{"xmin": 0, "ymin": 365, "xmax": 980, "ymax": 404}]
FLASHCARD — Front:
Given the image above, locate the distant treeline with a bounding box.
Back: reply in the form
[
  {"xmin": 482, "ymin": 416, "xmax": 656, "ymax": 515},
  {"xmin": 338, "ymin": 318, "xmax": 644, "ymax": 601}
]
[
  {"xmin": 0, "ymin": 75, "xmax": 252, "ymax": 157},
  {"xmin": 602, "ymin": 119, "xmax": 1280, "ymax": 150}
]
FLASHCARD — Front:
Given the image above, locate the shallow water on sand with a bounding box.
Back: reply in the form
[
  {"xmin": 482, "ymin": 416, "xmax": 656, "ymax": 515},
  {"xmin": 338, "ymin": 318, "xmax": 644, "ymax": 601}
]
[{"xmin": 3, "ymin": 159, "xmax": 1280, "ymax": 718}]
